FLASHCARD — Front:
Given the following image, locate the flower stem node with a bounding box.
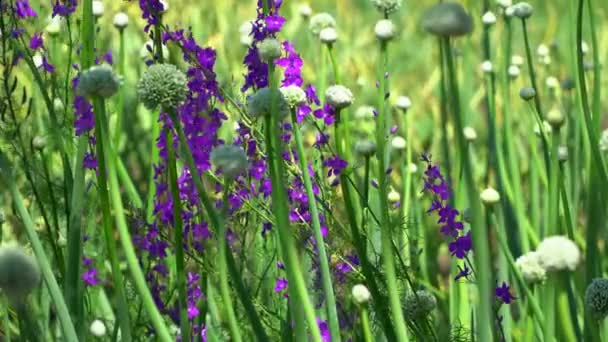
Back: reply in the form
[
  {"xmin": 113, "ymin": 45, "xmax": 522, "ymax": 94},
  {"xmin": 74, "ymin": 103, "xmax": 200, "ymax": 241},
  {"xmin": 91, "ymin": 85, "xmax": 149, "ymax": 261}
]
[
  {"xmin": 375, "ymin": 19, "xmax": 396, "ymax": 42},
  {"xmin": 519, "ymin": 86, "xmax": 536, "ymax": 101},
  {"xmin": 355, "ymin": 140, "xmax": 377, "ymax": 157},
  {"xmin": 0, "ymin": 245, "xmax": 41, "ymax": 303},
  {"xmin": 403, "ymin": 290, "xmax": 437, "ymax": 320},
  {"xmin": 113, "ymin": 12, "xmax": 129, "ymax": 30},
  {"xmin": 325, "ymin": 85, "xmax": 354, "ymax": 110},
  {"xmin": 585, "ymin": 278, "xmax": 608, "ymax": 320},
  {"xmin": 257, "ymin": 38, "xmax": 282, "ymax": 63},
  {"xmin": 309, "ymin": 13, "xmax": 336, "ymax": 35},
  {"xmin": 137, "ymin": 63, "xmax": 188, "ymax": 111},
  {"xmin": 279, "ymin": 86, "xmax": 307, "ymax": 108},
  {"xmin": 352, "ymin": 284, "xmax": 371, "ymax": 305},
  {"xmin": 90, "ymin": 319, "xmax": 107, "ymax": 337},
  {"xmin": 511, "ymin": 2, "xmax": 534, "ymax": 19},
  {"xmin": 210, "ymin": 145, "xmax": 249, "ymax": 180},
  {"xmin": 422, "ymin": 3, "xmax": 474, "ymax": 37},
  {"xmin": 247, "ymin": 87, "xmax": 290, "ymax": 119},
  {"xmin": 77, "ymin": 64, "xmax": 120, "ymax": 99},
  {"xmin": 480, "ymin": 187, "xmax": 500, "ymax": 205}
]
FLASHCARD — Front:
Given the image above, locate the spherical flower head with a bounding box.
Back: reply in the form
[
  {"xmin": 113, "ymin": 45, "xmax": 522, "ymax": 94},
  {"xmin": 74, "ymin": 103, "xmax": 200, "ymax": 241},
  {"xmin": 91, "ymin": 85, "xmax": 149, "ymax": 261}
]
[
  {"xmin": 210, "ymin": 145, "xmax": 248, "ymax": 179},
  {"xmin": 92, "ymin": 0, "xmax": 104, "ymax": 17},
  {"xmin": 537, "ymin": 43, "xmax": 549, "ymax": 58},
  {"xmin": 599, "ymin": 129, "xmax": 608, "ymax": 152},
  {"xmin": 355, "ymin": 140, "xmax": 377, "ymax": 157},
  {"xmin": 519, "ymin": 87, "xmax": 536, "ymax": 101},
  {"xmin": 299, "ymin": 3, "xmax": 313, "ymax": 18},
  {"xmin": 482, "ymin": 11, "xmax": 497, "ymax": 25},
  {"xmin": 309, "ymin": 13, "xmax": 336, "ymax": 35},
  {"xmin": 319, "ymin": 27, "xmax": 338, "ymax": 44},
  {"xmin": 391, "ymin": 136, "xmax": 406, "ymax": 150},
  {"xmin": 512, "ymin": 54, "xmax": 525, "ymax": 66},
  {"xmin": 404, "ymin": 290, "xmax": 437, "ymax": 320},
  {"xmin": 90, "ymin": 319, "xmax": 107, "ymax": 337},
  {"xmin": 247, "ymin": 87, "xmax": 290, "ymax": 119},
  {"xmin": 422, "ymin": 3, "xmax": 474, "ymax": 37},
  {"xmin": 515, "ymin": 251, "xmax": 546, "ymax": 284},
  {"xmin": 585, "ymin": 278, "xmax": 608, "ymax": 319},
  {"xmin": 239, "ymin": 21, "xmax": 254, "ymax": 46},
  {"xmin": 45, "ymin": 16, "xmax": 62, "ymax": 35},
  {"xmin": 480, "ymin": 187, "xmax": 500, "ymax": 205},
  {"xmin": 352, "ymin": 284, "xmax": 371, "ymax": 305},
  {"xmin": 388, "ymin": 189, "xmax": 400, "ymax": 203},
  {"xmin": 257, "ymin": 38, "xmax": 282, "ymax": 63},
  {"xmin": 463, "ymin": 126, "xmax": 477, "ymax": 141},
  {"xmin": 280, "ymin": 85, "xmax": 307, "ymax": 108},
  {"xmin": 511, "ymin": 2, "xmax": 533, "ymax": 19},
  {"xmin": 545, "ymin": 76, "xmax": 559, "ymax": 89},
  {"xmin": 546, "ymin": 107, "xmax": 565, "ymax": 129},
  {"xmin": 0, "ymin": 245, "xmax": 41, "ymax": 302},
  {"xmin": 497, "ymin": 0, "xmax": 512, "ymax": 8},
  {"xmin": 508, "ymin": 65, "xmax": 520, "ymax": 78},
  {"xmin": 375, "ymin": 19, "xmax": 396, "ymax": 41},
  {"xmin": 395, "ymin": 95, "xmax": 411, "ymax": 111},
  {"xmin": 371, "ymin": 0, "xmax": 402, "ymax": 16},
  {"xmin": 536, "ymin": 235, "xmax": 581, "ymax": 272},
  {"xmin": 481, "ymin": 60, "xmax": 493, "ymax": 74},
  {"xmin": 137, "ymin": 63, "xmax": 188, "ymax": 111},
  {"xmin": 76, "ymin": 64, "xmax": 120, "ymax": 99},
  {"xmin": 557, "ymin": 145, "xmax": 568, "ymax": 162},
  {"xmin": 355, "ymin": 105, "xmax": 376, "ymax": 120},
  {"xmin": 325, "ymin": 85, "xmax": 354, "ymax": 110},
  {"xmin": 113, "ymin": 12, "xmax": 129, "ymax": 29}
]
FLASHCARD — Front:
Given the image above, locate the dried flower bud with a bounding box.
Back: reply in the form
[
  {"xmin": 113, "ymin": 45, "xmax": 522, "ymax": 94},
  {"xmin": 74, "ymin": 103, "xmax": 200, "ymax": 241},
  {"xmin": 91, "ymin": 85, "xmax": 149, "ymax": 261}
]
[
  {"xmin": 137, "ymin": 63, "xmax": 188, "ymax": 110},
  {"xmin": 355, "ymin": 140, "xmax": 377, "ymax": 157},
  {"xmin": 375, "ymin": 19, "xmax": 396, "ymax": 41},
  {"xmin": 0, "ymin": 245, "xmax": 41, "ymax": 302},
  {"xmin": 422, "ymin": 3, "xmax": 474, "ymax": 37},
  {"xmin": 519, "ymin": 86, "xmax": 536, "ymax": 101},
  {"xmin": 90, "ymin": 319, "xmax": 107, "ymax": 337},
  {"xmin": 511, "ymin": 2, "xmax": 533, "ymax": 19},
  {"xmin": 77, "ymin": 65, "xmax": 120, "ymax": 99},
  {"xmin": 480, "ymin": 187, "xmax": 500, "ymax": 205},
  {"xmin": 309, "ymin": 13, "xmax": 336, "ymax": 35},
  {"xmin": 404, "ymin": 290, "xmax": 437, "ymax": 320},
  {"xmin": 113, "ymin": 12, "xmax": 129, "ymax": 29},
  {"xmin": 258, "ymin": 38, "xmax": 282, "ymax": 62},
  {"xmin": 586, "ymin": 278, "xmax": 608, "ymax": 320},
  {"xmin": 352, "ymin": 284, "xmax": 371, "ymax": 304},
  {"xmin": 325, "ymin": 85, "xmax": 354, "ymax": 110},
  {"xmin": 247, "ymin": 87, "xmax": 290, "ymax": 118},
  {"xmin": 210, "ymin": 145, "xmax": 248, "ymax": 179},
  {"xmin": 319, "ymin": 27, "xmax": 338, "ymax": 44}
]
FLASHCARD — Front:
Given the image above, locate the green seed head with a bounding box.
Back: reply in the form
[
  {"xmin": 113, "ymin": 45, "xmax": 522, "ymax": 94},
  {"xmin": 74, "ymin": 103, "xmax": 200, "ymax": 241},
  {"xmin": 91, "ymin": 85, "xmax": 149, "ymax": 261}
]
[
  {"xmin": 279, "ymin": 85, "xmax": 307, "ymax": 108},
  {"xmin": 355, "ymin": 140, "xmax": 377, "ymax": 157},
  {"xmin": 76, "ymin": 64, "xmax": 120, "ymax": 99},
  {"xmin": 257, "ymin": 38, "xmax": 282, "ymax": 63},
  {"xmin": 586, "ymin": 278, "xmax": 608, "ymax": 320},
  {"xmin": 371, "ymin": 0, "xmax": 402, "ymax": 16},
  {"xmin": 309, "ymin": 13, "xmax": 336, "ymax": 35},
  {"xmin": 247, "ymin": 87, "xmax": 290, "ymax": 119},
  {"xmin": 0, "ymin": 245, "xmax": 41, "ymax": 302},
  {"xmin": 519, "ymin": 87, "xmax": 536, "ymax": 101},
  {"xmin": 137, "ymin": 63, "xmax": 188, "ymax": 111},
  {"xmin": 511, "ymin": 2, "xmax": 534, "ymax": 19},
  {"xmin": 422, "ymin": 2, "xmax": 474, "ymax": 37},
  {"xmin": 325, "ymin": 85, "xmax": 354, "ymax": 110},
  {"xmin": 404, "ymin": 290, "xmax": 437, "ymax": 320},
  {"xmin": 210, "ymin": 145, "xmax": 248, "ymax": 179}
]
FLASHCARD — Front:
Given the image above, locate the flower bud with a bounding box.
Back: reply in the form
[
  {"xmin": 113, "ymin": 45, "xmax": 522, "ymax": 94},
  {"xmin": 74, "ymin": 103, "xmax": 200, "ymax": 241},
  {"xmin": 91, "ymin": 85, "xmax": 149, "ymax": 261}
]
[
  {"xmin": 388, "ymin": 189, "xmax": 400, "ymax": 204},
  {"xmin": 463, "ymin": 126, "xmax": 477, "ymax": 141},
  {"xmin": 422, "ymin": 3, "xmax": 474, "ymax": 37},
  {"xmin": 210, "ymin": 145, "xmax": 248, "ymax": 179},
  {"xmin": 481, "ymin": 60, "xmax": 493, "ymax": 74},
  {"xmin": 519, "ymin": 86, "xmax": 536, "ymax": 101},
  {"xmin": 546, "ymin": 107, "xmax": 565, "ymax": 129},
  {"xmin": 352, "ymin": 284, "xmax": 371, "ymax": 305},
  {"xmin": 137, "ymin": 63, "xmax": 188, "ymax": 110},
  {"xmin": 279, "ymin": 85, "xmax": 307, "ymax": 108},
  {"xmin": 354, "ymin": 106, "xmax": 375, "ymax": 120},
  {"xmin": 482, "ymin": 11, "xmax": 497, "ymax": 25},
  {"xmin": 247, "ymin": 87, "xmax": 290, "ymax": 118},
  {"xmin": 536, "ymin": 44, "xmax": 549, "ymax": 58},
  {"xmin": 404, "ymin": 290, "xmax": 437, "ymax": 320},
  {"xmin": 92, "ymin": 1, "xmax": 104, "ymax": 17},
  {"xmin": 77, "ymin": 64, "xmax": 120, "ymax": 99},
  {"xmin": 511, "ymin": 54, "xmax": 524, "ymax": 66},
  {"xmin": 0, "ymin": 245, "xmax": 41, "ymax": 302},
  {"xmin": 32, "ymin": 136, "xmax": 46, "ymax": 150},
  {"xmin": 515, "ymin": 251, "xmax": 546, "ymax": 284},
  {"xmin": 325, "ymin": 85, "xmax": 354, "ymax": 110},
  {"xmin": 391, "ymin": 136, "xmax": 406, "ymax": 150},
  {"xmin": 545, "ymin": 76, "xmax": 559, "ymax": 89},
  {"xmin": 558, "ymin": 145, "xmax": 568, "ymax": 162},
  {"xmin": 239, "ymin": 21, "xmax": 254, "ymax": 46},
  {"xmin": 395, "ymin": 95, "xmax": 411, "ymax": 111},
  {"xmin": 480, "ymin": 187, "xmax": 500, "ymax": 205},
  {"xmin": 497, "ymin": 0, "xmax": 512, "ymax": 9},
  {"xmin": 375, "ymin": 19, "xmax": 396, "ymax": 41},
  {"xmin": 319, "ymin": 27, "xmax": 338, "ymax": 44},
  {"xmin": 90, "ymin": 319, "xmax": 107, "ymax": 337},
  {"xmin": 298, "ymin": 4, "xmax": 313, "ymax": 18},
  {"xmin": 511, "ymin": 2, "xmax": 533, "ymax": 19},
  {"xmin": 53, "ymin": 97, "xmax": 64, "ymax": 113},
  {"xmin": 508, "ymin": 65, "xmax": 520, "ymax": 78},
  {"xmin": 371, "ymin": 0, "xmax": 402, "ymax": 15},
  {"xmin": 355, "ymin": 140, "xmax": 377, "ymax": 157},
  {"xmin": 257, "ymin": 38, "xmax": 282, "ymax": 62},
  {"xmin": 113, "ymin": 12, "xmax": 129, "ymax": 29},
  {"xmin": 45, "ymin": 16, "xmax": 62, "ymax": 36},
  {"xmin": 309, "ymin": 13, "xmax": 336, "ymax": 35},
  {"xmin": 585, "ymin": 278, "xmax": 608, "ymax": 319}
]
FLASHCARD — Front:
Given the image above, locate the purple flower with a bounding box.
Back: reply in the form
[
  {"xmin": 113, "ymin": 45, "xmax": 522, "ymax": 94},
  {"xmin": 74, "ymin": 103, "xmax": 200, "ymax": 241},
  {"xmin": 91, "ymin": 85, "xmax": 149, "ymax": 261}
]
[
  {"xmin": 15, "ymin": 0, "xmax": 37, "ymax": 18},
  {"xmin": 448, "ymin": 231, "xmax": 472, "ymax": 259},
  {"xmin": 316, "ymin": 318, "xmax": 331, "ymax": 342},
  {"xmin": 323, "ymin": 155, "xmax": 347, "ymax": 177},
  {"xmin": 41, "ymin": 56, "xmax": 55, "ymax": 73},
  {"xmin": 74, "ymin": 96, "xmax": 95, "ymax": 136},
  {"xmin": 264, "ymin": 15, "xmax": 285, "ymax": 33},
  {"xmin": 495, "ymin": 282, "xmax": 516, "ymax": 304},
  {"xmin": 83, "ymin": 153, "xmax": 97, "ymax": 170},
  {"xmin": 454, "ymin": 264, "xmax": 471, "ymax": 281},
  {"xmin": 82, "ymin": 268, "xmax": 99, "ymax": 286},
  {"xmin": 29, "ymin": 33, "xmax": 43, "ymax": 50},
  {"xmin": 274, "ymin": 277, "xmax": 288, "ymax": 293},
  {"xmin": 52, "ymin": 0, "xmax": 77, "ymax": 17},
  {"xmin": 275, "ymin": 41, "xmax": 303, "ymax": 87}
]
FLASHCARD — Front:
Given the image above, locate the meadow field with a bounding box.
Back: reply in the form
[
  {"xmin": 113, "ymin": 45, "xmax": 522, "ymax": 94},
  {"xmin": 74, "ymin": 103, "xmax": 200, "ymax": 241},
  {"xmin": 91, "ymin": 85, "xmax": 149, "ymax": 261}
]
[{"xmin": 1, "ymin": 0, "xmax": 608, "ymax": 341}]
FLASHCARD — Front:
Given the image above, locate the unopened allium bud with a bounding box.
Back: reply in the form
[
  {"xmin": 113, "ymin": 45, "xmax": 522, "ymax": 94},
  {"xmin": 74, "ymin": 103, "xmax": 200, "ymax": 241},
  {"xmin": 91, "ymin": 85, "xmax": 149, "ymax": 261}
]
[
  {"xmin": 77, "ymin": 65, "xmax": 120, "ymax": 99},
  {"xmin": 137, "ymin": 63, "xmax": 188, "ymax": 110},
  {"xmin": 463, "ymin": 126, "xmax": 477, "ymax": 141},
  {"xmin": 0, "ymin": 245, "xmax": 41, "ymax": 302},
  {"xmin": 355, "ymin": 105, "xmax": 376, "ymax": 120},
  {"xmin": 515, "ymin": 251, "xmax": 546, "ymax": 284},
  {"xmin": 239, "ymin": 21, "xmax": 254, "ymax": 46},
  {"xmin": 537, "ymin": 44, "xmax": 549, "ymax": 58},
  {"xmin": 404, "ymin": 290, "xmax": 437, "ymax": 320},
  {"xmin": 395, "ymin": 95, "xmax": 411, "ymax": 111},
  {"xmin": 32, "ymin": 136, "xmax": 46, "ymax": 150},
  {"xmin": 371, "ymin": 0, "xmax": 402, "ymax": 15},
  {"xmin": 581, "ymin": 41, "xmax": 589, "ymax": 55},
  {"xmin": 422, "ymin": 3, "xmax": 474, "ymax": 37},
  {"xmin": 319, "ymin": 27, "xmax": 338, "ymax": 44},
  {"xmin": 408, "ymin": 163, "xmax": 418, "ymax": 174},
  {"xmin": 391, "ymin": 136, "xmax": 406, "ymax": 150},
  {"xmin": 558, "ymin": 145, "xmax": 568, "ymax": 162},
  {"xmin": 113, "ymin": 12, "xmax": 129, "ymax": 29},
  {"xmin": 482, "ymin": 11, "xmax": 497, "ymax": 25},
  {"xmin": 355, "ymin": 140, "xmax": 377, "ymax": 157},
  {"xmin": 511, "ymin": 2, "xmax": 533, "ymax": 19},
  {"xmin": 511, "ymin": 54, "xmax": 525, "ymax": 66},
  {"xmin": 534, "ymin": 121, "xmax": 552, "ymax": 136},
  {"xmin": 279, "ymin": 85, "xmax": 307, "ymax": 108},
  {"xmin": 481, "ymin": 60, "xmax": 493, "ymax": 74},
  {"xmin": 247, "ymin": 87, "xmax": 290, "ymax": 118},
  {"xmin": 480, "ymin": 187, "xmax": 500, "ymax": 205},
  {"xmin": 309, "ymin": 13, "xmax": 336, "ymax": 35},
  {"xmin": 508, "ymin": 65, "xmax": 520, "ymax": 78},
  {"xmin": 352, "ymin": 284, "xmax": 371, "ymax": 304},
  {"xmin": 90, "ymin": 319, "xmax": 107, "ymax": 337},
  {"xmin": 53, "ymin": 98, "xmax": 64, "ymax": 113},
  {"xmin": 92, "ymin": 1, "xmax": 104, "ymax": 17},
  {"xmin": 375, "ymin": 19, "xmax": 396, "ymax": 41},
  {"xmin": 545, "ymin": 76, "xmax": 559, "ymax": 89},
  {"xmin": 519, "ymin": 87, "xmax": 536, "ymax": 101},
  {"xmin": 388, "ymin": 189, "xmax": 400, "ymax": 203},
  {"xmin": 497, "ymin": 0, "xmax": 512, "ymax": 8},
  {"xmin": 586, "ymin": 278, "xmax": 608, "ymax": 319},
  {"xmin": 536, "ymin": 235, "xmax": 581, "ymax": 272},
  {"xmin": 546, "ymin": 108, "xmax": 565, "ymax": 129},
  {"xmin": 561, "ymin": 78, "xmax": 575, "ymax": 91},
  {"xmin": 210, "ymin": 145, "xmax": 248, "ymax": 179},
  {"xmin": 599, "ymin": 129, "xmax": 608, "ymax": 152},
  {"xmin": 45, "ymin": 16, "xmax": 62, "ymax": 35},
  {"xmin": 298, "ymin": 3, "xmax": 313, "ymax": 18},
  {"xmin": 504, "ymin": 6, "xmax": 515, "ymax": 18},
  {"xmin": 258, "ymin": 38, "xmax": 282, "ymax": 62},
  {"xmin": 325, "ymin": 85, "xmax": 354, "ymax": 110},
  {"xmin": 33, "ymin": 54, "xmax": 43, "ymax": 69}
]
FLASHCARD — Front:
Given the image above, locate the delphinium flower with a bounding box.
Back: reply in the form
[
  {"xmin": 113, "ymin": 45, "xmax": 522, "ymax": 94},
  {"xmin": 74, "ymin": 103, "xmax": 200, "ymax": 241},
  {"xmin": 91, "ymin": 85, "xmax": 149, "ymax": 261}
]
[
  {"xmin": 82, "ymin": 257, "xmax": 99, "ymax": 286},
  {"xmin": 14, "ymin": 0, "xmax": 37, "ymax": 19}
]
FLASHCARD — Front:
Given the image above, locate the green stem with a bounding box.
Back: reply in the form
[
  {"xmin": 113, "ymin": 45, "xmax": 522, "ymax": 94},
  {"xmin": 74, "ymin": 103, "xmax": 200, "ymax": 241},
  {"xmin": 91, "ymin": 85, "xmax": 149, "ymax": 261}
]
[{"xmin": 360, "ymin": 307, "xmax": 373, "ymax": 342}]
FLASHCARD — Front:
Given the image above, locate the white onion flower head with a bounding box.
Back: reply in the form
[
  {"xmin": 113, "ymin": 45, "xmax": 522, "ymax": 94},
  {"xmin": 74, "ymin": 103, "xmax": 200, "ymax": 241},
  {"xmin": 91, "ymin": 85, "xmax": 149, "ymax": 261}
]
[
  {"xmin": 546, "ymin": 76, "xmax": 559, "ymax": 89},
  {"xmin": 482, "ymin": 11, "xmax": 497, "ymax": 25},
  {"xmin": 497, "ymin": 0, "xmax": 512, "ymax": 8},
  {"xmin": 77, "ymin": 64, "xmax": 120, "ymax": 99},
  {"xmin": 113, "ymin": 12, "xmax": 129, "ymax": 29},
  {"xmin": 537, "ymin": 44, "xmax": 549, "ymax": 58},
  {"xmin": 480, "ymin": 187, "xmax": 500, "ymax": 205},
  {"xmin": 511, "ymin": 2, "xmax": 533, "ymax": 19},
  {"xmin": 558, "ymin": 145, "xmax": 569, "ymax": 162},
  {"xmin": 395, "ymin": 95, "xmax": 411, "ymax": 111},
  {"xmin": 325, "ymin": 85, "xmax": 354, "ymax": 110},
  {"xmin": 546, "ymin": 107, "xmax": 565, "ymax": 129},
  {"xmin": 533, "ymin": 121, "xmax": 552, "ymax": 136},
  {"xmin": 355, "ymin": 105, "xmax": 376, "ymax": 120},
  {"xmin": 536, "ymin": 235, "xmax": 581, "ymax": 272},
  {"xmin": 408, "ymin": 163, "xmax": 418, "ymax": 174},
  {"xmin": 542, "ymin": 55, "xmax": 552, "ymax": 65},
  {"xmin": 511, "ymin": 54, "xmax": 524, "ymax": 66},
  {"xmin": 371, "ymin": 0, "xmax": 402, "ymax": 15},
  {"xmin": 391, "ymin": 136, "xmax": 406, "ymax": 150},
  {"xmin": 319, "ymin": 27, "xmax": 338, "ymax": 44},
  {"xmin": 298, "ymin": 3, "xmax": 313, "ymax": 18},
  {"xmin": 388, "ymin": 189, "xmax": 400, "ymax": 203},
  {"xmin": 481, "ymin": 60, "xmax": 493, "ymax": 73},
  {"xmin": 599, "ymin": 129, "xmax": 608, "ymax": 152},
  {"xmin": 352, "ymin": 284, "xmax": 371, "ymax": 304},
  {"xmin": 90, "ymin": 320, "xmax": 107, "ymax": 337},
  {"xmin": 375, "ymin": 19, "xmax": 396, "ymax": 41},
  {"xmin": 279, "ymin": 85, "xmax": 307, "ymax": 108},
  {"xmin": 45, "ymin": 15, "xmax": 62, "ymax": 35},
  {"xmin": 508, "ymin": 65, "xmax": 520, "ymax": 78},
  {"xmin": 239, "ymin": 21, "xmax": 253, "ymax": 46},
  {"xmin": 309, "ymin": 13, "xmax": 336, "ymax": 35},
  {"xmin": 257, "ymin": 38, "xmax": 282, "ymax": 62},
  {"xmin": 515, "ymin": 251, "xmax": 546, "ymax": 284},
  {"xmin": 92, "ymin": 1, "xmax": 104, "ymax": 17},
  {"xmin": 159, "ymin": 0, "xmax": 169, "ymax": 13},
  {"xmin": 463, "ymin": 126, "xmax": 477, "ymax": 141},
  {"xmin": 33, "ymin": 54, "xmax": 43, "ymax": 69}
]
